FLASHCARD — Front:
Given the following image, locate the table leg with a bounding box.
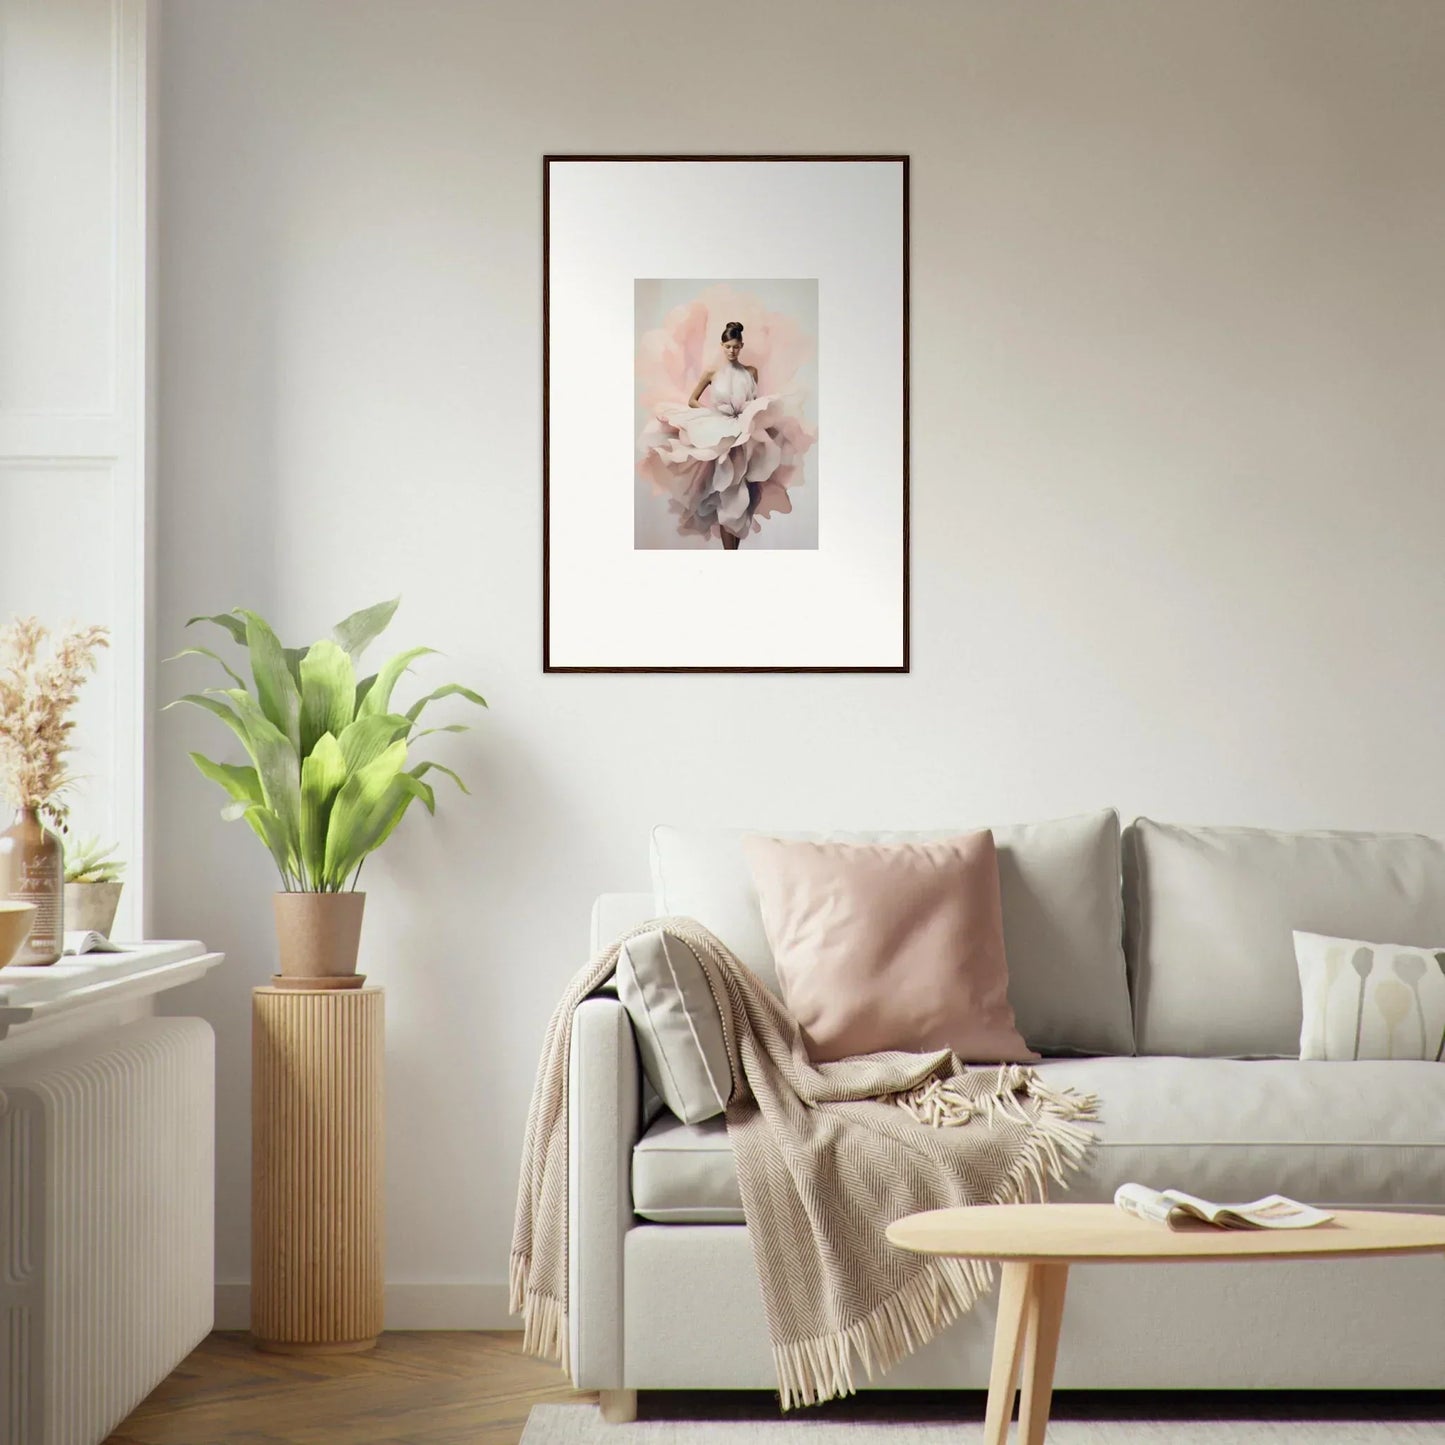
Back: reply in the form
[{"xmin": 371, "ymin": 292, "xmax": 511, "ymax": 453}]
[
  {"xmin": 982, "ymin": 1262, "xmax": 1033, "ymax": 1445},
  {"xmin": 1017, "ymin": 1263, "xmax": 1069, "ymax": 1445}
]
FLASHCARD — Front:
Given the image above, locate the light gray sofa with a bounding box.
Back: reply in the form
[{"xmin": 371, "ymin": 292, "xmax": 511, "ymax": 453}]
[{"xmin": 569, "ymin": 814, "xmax": 1445, "ymax": 1412}]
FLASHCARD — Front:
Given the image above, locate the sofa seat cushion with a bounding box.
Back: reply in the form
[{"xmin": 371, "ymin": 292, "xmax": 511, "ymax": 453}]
[
  {"xmin": 630, "ymin": 1056, "xmax": 1445, "ymax": 1224},
  {"xmin": 633, "ymin": 1113, "xmax": 739, "ymax": 1222}
]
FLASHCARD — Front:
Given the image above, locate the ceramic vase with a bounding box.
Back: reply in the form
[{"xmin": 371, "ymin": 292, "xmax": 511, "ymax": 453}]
[{"xmin": 0, "ymin": 807, "xmax": 64, "ymax": 965}]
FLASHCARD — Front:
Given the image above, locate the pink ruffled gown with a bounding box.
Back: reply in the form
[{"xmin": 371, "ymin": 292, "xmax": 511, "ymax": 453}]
[{"xmin": 638, "ymin": 361, "xmax": 811, "ymax": 543}]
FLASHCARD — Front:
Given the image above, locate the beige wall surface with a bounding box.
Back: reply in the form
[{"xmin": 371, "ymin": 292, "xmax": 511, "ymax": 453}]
[{"xmin": 156, "ymin": 0, "xmax": 1445, "ymax": 1320}]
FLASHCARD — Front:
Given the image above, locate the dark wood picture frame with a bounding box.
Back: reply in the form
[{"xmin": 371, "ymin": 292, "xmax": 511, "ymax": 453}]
[{"xmin": 543, "ymin": 154, "xmax": 910, "ymax": 674}]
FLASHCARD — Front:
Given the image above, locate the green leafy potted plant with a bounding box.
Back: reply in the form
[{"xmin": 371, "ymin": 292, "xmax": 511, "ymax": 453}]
[
  {"xmin": 169, "ymin": 598, "xmax": 485, "ymax": 980},
  {"xmin": 63, "ymin": 837, "xmax": 126, "ymax": 938}
]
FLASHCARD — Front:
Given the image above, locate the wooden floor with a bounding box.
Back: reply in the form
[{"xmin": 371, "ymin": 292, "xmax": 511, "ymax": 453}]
[
  {"xmin": 105, "ymin": 1332, "xmax": 590, "ymax": 1445},
  {"xmin": 106, "ymin": 1332, "xmax": 1445, "ymax": 1442}
]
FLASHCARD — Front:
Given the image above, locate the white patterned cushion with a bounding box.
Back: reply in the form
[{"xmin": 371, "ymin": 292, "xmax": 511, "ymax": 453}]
[{"xmin": 1296, "ymin": 930, "xmax": 1445, "ymax": 1061}]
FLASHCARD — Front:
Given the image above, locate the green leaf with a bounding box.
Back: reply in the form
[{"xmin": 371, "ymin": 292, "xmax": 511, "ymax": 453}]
[
  {"xmin": 238, "ymin": 610, "xmax": 301, "ymax": 751},
  {"xmin": 187, "ymin": 752, "xmax": 263, "ymax": 810},
  {"xmin": 337, "ymin": 713, "xmax": 410, "ymax": 772},
  {"xmin": 354, "ymin": 673, "xmax": 378, "ymax": 711},
  {"xmin": 323, "ymin": 739, "xmax": 408, "ymax": 882},
  {"xmin": 300, "ymin": 732, "xmax": 348, "ymax": 888},
  {"xmin": 411, "ymin": 759, "xmax": 469, "ymax": 796},
  {"xmin": 389, "ymin": 772, "xmax": 436, "ymax": 817},
  {"xmin": 282, "ymin": 647, "xmax": 306, "ymax": 687},
  {"xmin": 298, "ymin": 640, "xmax": 356, "ymax": 758},
  {"xmin": 358, "ymin": 646, "xmax": 436, "ymax": 719},
  {"xmin": 367, "ymin": 774, "xmax": 437, "ymax": 858},
  {"xmin": 332, "ymin": 598, "xmax": 401, "ymax": 662},
  {"xmin": 185, "ymin": 611, "xmax": 247, "ymax": 645},
  {"xmin": 404, "ymin": 682, "xmax": 488, "ymax": 723},
  {"xmin": 239, "ymin": 803, "xmax": 296, "ymax": 888},
  {"xmin": 167, "ymin": 693, "xmax": 255, "ymax": 762},
  {"xmin": 166, "ymin": 646, "xmax": 247, "ymax": 690},
  {"xmin": 214, "ymin": 688, "xmax": 302, "ymax": 873},
  {"xmin": 63, "ymin": 836, "xmax": 125, "ymax": 884}
]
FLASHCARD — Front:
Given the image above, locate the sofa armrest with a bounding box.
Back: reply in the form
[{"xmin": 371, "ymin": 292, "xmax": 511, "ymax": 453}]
[{"xmin": 567, "ymin": 994, "xmax": 641, "ymax": 1388}]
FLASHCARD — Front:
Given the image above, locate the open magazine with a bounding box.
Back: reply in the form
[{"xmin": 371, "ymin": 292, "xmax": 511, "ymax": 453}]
[{"xmin": 1114, "ymin": 1183, "xmax": 1333, "ymax": 1231}]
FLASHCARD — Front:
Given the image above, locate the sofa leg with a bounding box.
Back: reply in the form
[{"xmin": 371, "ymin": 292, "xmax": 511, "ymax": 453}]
[{"xmin": 599, "ymin": 1389, "xmax": 638, "ymax": 1423}]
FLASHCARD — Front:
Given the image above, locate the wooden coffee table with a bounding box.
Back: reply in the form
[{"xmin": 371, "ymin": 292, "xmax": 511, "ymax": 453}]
[{"xmin": 886, "ymin": 1202, "xmax": 1445, "ymax": 1445}]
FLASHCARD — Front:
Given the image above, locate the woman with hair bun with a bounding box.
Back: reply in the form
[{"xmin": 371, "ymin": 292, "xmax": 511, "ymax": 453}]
[{"xmin": 638, "ymin": 317, "xmax": 812, "ymax": 550}]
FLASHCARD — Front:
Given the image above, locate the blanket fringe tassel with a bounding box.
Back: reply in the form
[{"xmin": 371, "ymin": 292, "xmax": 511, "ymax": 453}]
[
  {"xmin": 774, "ymin": 1254, "xmax": 992, "ymax": 1411},
  {"xmin": 511, "ymin": 1252, "xmax": 571, "ymax": 1376},
  {"xmin": 775, "ymin": 1075, "xmax": 1100, "ymax": 1411}
]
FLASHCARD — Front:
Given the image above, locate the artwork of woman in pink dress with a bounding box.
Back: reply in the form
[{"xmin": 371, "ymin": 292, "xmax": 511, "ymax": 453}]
[{"xmin": 636, "ymin": 284, "xmax": 817, "ymax": 550}]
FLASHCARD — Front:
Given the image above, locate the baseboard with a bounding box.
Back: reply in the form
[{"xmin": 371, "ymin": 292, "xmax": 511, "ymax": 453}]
[{"xmin": 214, "ymin": 1282, "xmax": 514, "ymax": 1331}]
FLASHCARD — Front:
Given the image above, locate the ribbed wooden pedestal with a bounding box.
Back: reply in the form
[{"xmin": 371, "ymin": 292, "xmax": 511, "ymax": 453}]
[{"xmin": 251, "ymin": 985, "xmax": 384, "ymax": 1353}]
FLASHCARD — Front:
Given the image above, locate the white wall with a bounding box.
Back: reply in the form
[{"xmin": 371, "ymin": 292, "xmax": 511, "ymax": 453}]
[{"xmin": 156, "ymin": 0, "xmax": 1445, "ymax": 1323}]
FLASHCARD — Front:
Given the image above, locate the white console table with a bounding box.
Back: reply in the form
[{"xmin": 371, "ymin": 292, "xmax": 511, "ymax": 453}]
[{"xmin": 0, "ymin": 941, "xmax": 225, "ymax": 1445}]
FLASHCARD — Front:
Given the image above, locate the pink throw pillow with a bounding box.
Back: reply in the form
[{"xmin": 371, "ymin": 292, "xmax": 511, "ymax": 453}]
[{"xmin": 742, "ymin": 831, "xmax": 1038, "ymax": 1064}]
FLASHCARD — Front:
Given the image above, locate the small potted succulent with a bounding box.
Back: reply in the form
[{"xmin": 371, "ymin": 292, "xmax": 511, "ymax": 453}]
[
  {"xmin": 169, "ymin": 598, "xmax": 485, "ymax": 981},
  {"xmin": 63, "ymin": 837, "xmax": 126, "ymax": 938}
]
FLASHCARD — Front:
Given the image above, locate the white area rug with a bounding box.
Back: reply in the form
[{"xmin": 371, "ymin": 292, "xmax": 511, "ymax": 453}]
[{"xmin": 523, "ymin": 1403, "xmax": 1445, "ymax": 1443}]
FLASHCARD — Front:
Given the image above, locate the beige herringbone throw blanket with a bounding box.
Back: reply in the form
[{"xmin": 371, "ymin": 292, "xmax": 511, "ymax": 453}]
[{"xmin": 511, "ymin": 919, "xmax": 1098, "ymax": 1410}]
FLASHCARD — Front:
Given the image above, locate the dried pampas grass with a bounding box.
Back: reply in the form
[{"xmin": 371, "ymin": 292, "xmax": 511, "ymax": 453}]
[{"xmin": 0, "ymin": 617, "xmax": 109, "ymax": 827}]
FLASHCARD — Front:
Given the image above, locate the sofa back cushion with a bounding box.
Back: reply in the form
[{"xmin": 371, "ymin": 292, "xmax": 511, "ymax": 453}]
[
  {"xmin": 591, "ymin": 893, "xmax": 655, "ymax": 953},
  {"xmin": 651, "ymin": 809, "xmax": 1132, "ymax": 1056},
  {"xmin": 1126, "ymin": 818, "xmax": 1445, "ymax": 1057}
]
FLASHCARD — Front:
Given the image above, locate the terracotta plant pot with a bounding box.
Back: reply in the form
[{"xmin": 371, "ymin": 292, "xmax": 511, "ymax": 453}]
[
  {"xmin": 64, "ymin": 881, "xmax": 124, "ymax": 938},
  {"xmin": 273, "ymin": 892, "xmax": 365, "ymax": 978},
  {"xmin": 0, "ymin": 901, "xmax": 38, "ymax": 970}
]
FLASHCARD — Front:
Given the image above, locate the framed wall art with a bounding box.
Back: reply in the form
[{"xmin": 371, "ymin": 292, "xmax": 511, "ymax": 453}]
[{"xmin": 543, "ymin": 155, "xmax": 909, "ymax": 673}]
